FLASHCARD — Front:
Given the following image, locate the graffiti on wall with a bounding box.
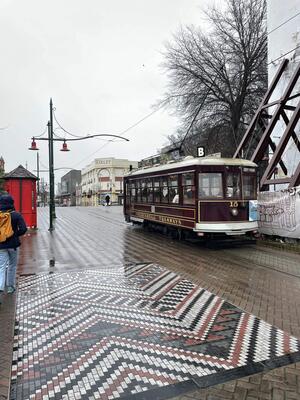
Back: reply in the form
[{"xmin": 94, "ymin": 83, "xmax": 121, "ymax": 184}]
[{"xmin": 258, "ymin": 186, "xmax": 300, "ymax": 239}]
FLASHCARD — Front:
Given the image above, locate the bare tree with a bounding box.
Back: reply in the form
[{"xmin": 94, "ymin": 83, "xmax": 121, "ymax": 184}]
[{"xmin": 162, "ymin": 0, "xmax": 267, "ymax": 156}]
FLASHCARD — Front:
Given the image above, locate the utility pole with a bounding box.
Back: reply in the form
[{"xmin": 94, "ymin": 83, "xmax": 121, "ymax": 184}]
[
  {"xmin": 28, "ymin": 98, "xmax": 129, "ymax": 231},
  {"xmin": 36, "ymin": 152, "xmax": 40, "ymax": 206},
  {"xmin": 47, "ymin": 121, "xmax": 54, "ymax": 231},
  {"xmin": 49, "ymin": 98, "xmax": 56, "ymax": 220}
]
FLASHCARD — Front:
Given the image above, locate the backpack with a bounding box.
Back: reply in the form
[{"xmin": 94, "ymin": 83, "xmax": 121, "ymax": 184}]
[{"xmin": 0, "ymin": 211, "xmax": 14, "ymax": 243}]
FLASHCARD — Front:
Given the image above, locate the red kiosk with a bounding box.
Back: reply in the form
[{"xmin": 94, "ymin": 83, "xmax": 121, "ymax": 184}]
[{"xmin": 4, "ymin": 165, "xmax": 38, "ymax": 229}]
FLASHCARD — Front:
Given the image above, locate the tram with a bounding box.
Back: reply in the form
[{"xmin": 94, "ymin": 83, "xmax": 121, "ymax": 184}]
[{"xmin": 123, "ymin": 156, "xmax": 258, "ymax": 239}]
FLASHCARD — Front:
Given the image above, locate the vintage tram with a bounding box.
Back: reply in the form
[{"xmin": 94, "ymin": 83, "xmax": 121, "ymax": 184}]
[{"xmin": 123, "ymin": 156, "xmax": 258, "ymax": 239}]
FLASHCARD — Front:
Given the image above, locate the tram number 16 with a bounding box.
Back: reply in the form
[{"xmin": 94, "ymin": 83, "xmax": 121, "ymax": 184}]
[{"xmin": 229, "ymin": 201, "xmax": 239, "ymax": 208}]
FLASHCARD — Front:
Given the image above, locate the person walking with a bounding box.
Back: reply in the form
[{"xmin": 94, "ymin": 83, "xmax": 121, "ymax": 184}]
[
  {"xmin": 0, "ymin": 194, "xmax": 27, "ymax": 304},
  {"xmin": 105, "ymin": 194, "xmax": 110, "ymax": 206}
]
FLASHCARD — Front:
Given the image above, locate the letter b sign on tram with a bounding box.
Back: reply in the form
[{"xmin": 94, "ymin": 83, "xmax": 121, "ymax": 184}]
[{"xmin": 197, "ymin": 146, "xmax": 205, "ymax": 157}]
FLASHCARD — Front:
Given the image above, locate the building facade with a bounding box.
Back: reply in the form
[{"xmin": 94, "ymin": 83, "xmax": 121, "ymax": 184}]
[
  {"xmin": 81, "ymin": 158, "xmax": 138, "ymax": 206},
  {"xmin": 60, "ymin": 170, "xmax": 81, "ymax": 206}
]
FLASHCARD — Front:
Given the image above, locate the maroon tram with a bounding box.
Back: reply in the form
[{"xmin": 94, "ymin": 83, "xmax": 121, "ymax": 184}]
[{"xmin": 123, "ymin": 157, "xmax": 258, "ymax": 239}]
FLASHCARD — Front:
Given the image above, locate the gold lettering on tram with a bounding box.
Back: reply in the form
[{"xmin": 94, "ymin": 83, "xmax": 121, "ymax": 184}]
[
  {"xmin": 229, "ymin": 201, "xmax": 239, "ymax": 208},
  {"xmin": 135, "ymin": 211, "xmax": 182, "ymax": 226}
]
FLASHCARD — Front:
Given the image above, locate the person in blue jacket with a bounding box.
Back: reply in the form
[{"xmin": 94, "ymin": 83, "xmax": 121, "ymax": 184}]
[{"xmin": 0, "ymin": 194, "xmax": 27, "ymax": 304}]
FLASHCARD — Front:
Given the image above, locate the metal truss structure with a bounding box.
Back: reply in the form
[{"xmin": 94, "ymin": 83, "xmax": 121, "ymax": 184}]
[{"xmin": 234, "ymin": 59, "xmax": 300, "ymax": 189}]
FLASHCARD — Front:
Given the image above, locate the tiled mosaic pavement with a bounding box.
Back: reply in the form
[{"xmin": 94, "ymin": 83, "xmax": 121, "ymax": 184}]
[{"xmin": 10, "ymin": 263, "xmax": 300, "ymax": 400}]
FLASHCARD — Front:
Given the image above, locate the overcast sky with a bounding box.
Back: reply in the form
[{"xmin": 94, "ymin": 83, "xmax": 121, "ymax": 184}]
[{"xmin": 0, "ymin": 0, "xmax": 214, "ymax": 182}]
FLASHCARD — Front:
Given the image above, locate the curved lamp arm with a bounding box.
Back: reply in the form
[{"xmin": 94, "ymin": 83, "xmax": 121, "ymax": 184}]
[{"xmin": 32, "ymin": 134, "xmax": 129, "ymax": 142}]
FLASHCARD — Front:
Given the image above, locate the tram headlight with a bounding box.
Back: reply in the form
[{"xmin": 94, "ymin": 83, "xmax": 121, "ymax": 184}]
[{"xmin": 231, "ymin": 208, "xmax": 238, "ymax": 216}]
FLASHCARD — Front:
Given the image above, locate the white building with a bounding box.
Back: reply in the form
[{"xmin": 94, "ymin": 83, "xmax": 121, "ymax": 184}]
[{"xmin": 81, "ymin": 158, "xmax": 138, "ymax": 206}]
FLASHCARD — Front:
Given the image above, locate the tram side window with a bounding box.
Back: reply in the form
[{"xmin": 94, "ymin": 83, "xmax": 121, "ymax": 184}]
[
  {"xmin": 154, "ymin": 179, "xmax": 160, "ymax": 203},
  {"xmin": 168, "ymin": 175, "xmax": 179, "ymax": 203},
  {"xmin": 161, "ymin": 177, "xmax": 168, "ymax": 203},
  {"xmin": 226, "ymin": 172, "xmax": 241, "ymax": 198},
  {"xmin": 243, "ymin": 174, "xmax": 256, "ymax": 198},
  {"xmin": 126, "ymin": 183, "xmax": 130, "ymax": 204},
  {"xmin": 182, "ymin": 173, "xmax": 195, "ymax": 204},
  {"xmin": 147, "ymin": 178, "xmax": 153, "ymax": 203},
  {"xmin": 141, "ymin": 181, "xmax": 147, "ymax": 202},
  {"xmin": 130, "ymin": 183, "xmax": 136, "ymax": 203},
  {"xmin": 199, "ymin": 173, "xmax": 223, "ymax": 198},
  {"xmin": 136, "ymin": 180, "xmax": 142, "ymax": 203}
]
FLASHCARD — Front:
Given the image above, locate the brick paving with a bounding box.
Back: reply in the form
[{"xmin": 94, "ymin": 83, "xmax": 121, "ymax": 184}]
[
  {"xmin": 0, "ymin": 206, "xmax": 300, "ymax": 399},
  {"xmin": 0, "ymin": 292, "xmax": 16, "ymax": 400}
]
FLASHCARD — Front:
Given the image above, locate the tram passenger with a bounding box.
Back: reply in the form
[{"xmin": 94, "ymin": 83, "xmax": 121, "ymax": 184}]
[{"xmin": 172, "ymin": 193, "xmax": 179, "ymax": 203}]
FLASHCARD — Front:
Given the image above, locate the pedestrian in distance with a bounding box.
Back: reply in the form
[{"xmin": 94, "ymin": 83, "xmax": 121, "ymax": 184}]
[
  {"xmin": 105, "ymin": 194, "xmax": 110, "ymax": 206},
  {"xmin": 0, "ymin": 194, "xmax": 27, "ymax": 304}
]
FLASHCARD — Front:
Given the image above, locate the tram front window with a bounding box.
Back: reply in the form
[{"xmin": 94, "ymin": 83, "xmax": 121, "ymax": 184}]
[
  {"xmin": 226, "ymin": 172, "xmax": 241, "ymax": 198},
  {"xmin": 199, "ymin": 173, "xmax": 223, "ymax": 198},
  {"xmin": 243, "ymin": 174, "xmax": 256, "ymax": 198}
]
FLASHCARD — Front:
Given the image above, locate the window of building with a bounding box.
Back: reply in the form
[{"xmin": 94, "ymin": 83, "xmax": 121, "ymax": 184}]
[
  {"xmin": 182, "ymin": 173, "xmax": 195, "ymax": 204},
  {"xmin": 199, "ymin": 173, "xmax": 223, "ymax": 198}
]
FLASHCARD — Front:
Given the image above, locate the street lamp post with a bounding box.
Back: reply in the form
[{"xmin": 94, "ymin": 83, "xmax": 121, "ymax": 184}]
[
  {"xmin": 29, "ymin": 101, "xmax": 129, "ymax": 231},
  {"xmin": 47, "ymin": 120, "xmax": 55, "ymax": 230},
  {"xmin": 49, "ymin": 99, "xmax": 56, "ymax": 220}
]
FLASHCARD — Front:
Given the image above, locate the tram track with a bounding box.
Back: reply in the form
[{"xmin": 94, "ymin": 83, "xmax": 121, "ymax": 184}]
[
  {"xmin": 56, "ymin": 207, "xmax": 300, "ymax": 282},
  {"xmin": 212, "ymin": 249, "xmax": 300, "ymax": 280}
]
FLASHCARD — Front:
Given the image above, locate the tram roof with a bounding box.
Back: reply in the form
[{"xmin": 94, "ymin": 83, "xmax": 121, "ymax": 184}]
[{"xmin": 127, "ymin": 157, "xmax": 257, "ymax": 177}]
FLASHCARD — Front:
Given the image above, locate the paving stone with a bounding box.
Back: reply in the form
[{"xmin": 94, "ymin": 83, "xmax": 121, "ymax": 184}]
[{"xmin": 1, "ymin": 207, "xmax": 300, "ymax": 399}]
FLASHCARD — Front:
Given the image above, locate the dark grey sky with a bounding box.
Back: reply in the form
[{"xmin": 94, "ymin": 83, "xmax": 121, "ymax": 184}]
[{"xmin": 0, "ymin": 0, "xmax": 211, "ymax": 181}]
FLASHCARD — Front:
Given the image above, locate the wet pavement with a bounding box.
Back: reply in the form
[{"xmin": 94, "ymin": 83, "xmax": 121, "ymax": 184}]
[{"xmin": 1, "ymin": 206, "xmax": 300, "ymax": 399}]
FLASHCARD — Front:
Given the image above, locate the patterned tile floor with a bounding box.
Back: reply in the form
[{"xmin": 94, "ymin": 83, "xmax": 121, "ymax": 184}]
[{"xmin": 10, "ymin": 263, "xmax": 300, "ymax": 400}]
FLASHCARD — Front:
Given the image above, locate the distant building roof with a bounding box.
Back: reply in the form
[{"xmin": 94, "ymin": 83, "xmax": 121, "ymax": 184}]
[{"xmin": 4, "ymin": 165, "xmax": 38, "ymax": 180}]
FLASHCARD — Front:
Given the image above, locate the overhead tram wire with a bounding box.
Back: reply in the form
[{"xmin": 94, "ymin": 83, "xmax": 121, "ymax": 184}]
[
  {"xmin": 268, "ymin": 43, "xmax": 300, "ymax": 65},
  {"xmin": 71, "ymin": 104, "xmax": 166, "ymax": 168},
  {"xmin": 267, "ymin": 11, "xmax": 300, "ymax": 36},
  {"xmin": 53, "ymin": 110, "xmax": 85, "ymax": 138},
  {"xmin": 53, "ymin": 109, "xmax": 139, "ymax": 143},
  {"xmin": 33, "ymin": 126, "xmax": 48, "ymax": 138}
]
